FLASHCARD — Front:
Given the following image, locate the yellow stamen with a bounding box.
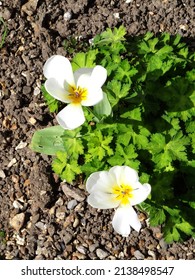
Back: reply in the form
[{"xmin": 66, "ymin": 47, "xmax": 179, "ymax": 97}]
[
  {"xmin": 112, "ymin": 184, "xmax": 134, "ymax": 205},
  {"xmin": 68, "ymin": 85, "xmax": 88, "ymax": 104}
]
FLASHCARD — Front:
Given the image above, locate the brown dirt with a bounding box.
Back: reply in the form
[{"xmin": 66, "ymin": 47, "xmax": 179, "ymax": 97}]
[{"xmin": 0, "ymin": 0, "xmax": 194, "ymax": 260}]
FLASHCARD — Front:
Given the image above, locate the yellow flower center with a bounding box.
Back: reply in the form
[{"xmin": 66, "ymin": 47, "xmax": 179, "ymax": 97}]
[
  {"xmin": 112, "ymin": 184, "xmax": 134, "ymax": 205},
  {"xmin": 68, "ymin": 85, "xmax": 88, "ymax": 104}
]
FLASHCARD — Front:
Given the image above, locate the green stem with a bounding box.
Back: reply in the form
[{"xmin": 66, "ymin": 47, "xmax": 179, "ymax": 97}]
[{"xmin": 85, "ymin": 107, "xmax": 101, "ymax": 122}]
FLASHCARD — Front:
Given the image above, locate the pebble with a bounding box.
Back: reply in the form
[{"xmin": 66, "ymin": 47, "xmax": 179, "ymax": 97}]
[
  {"xmin": 64, "ymin": 12, "xmax": 72, "ymax": 21},
  {"xmin": 63, "ymin": 214, "xmax": 74, "ymax": 228},
  {"xmin": 63, "ymin": 233, "xmax": 73, "ymax": 245},
  {"xmin": 76, "ymin": 245, "xmax": 87, "ymax": 255},
  {"xmin": 21, "ymin": 0, "xmax": 39, "ymax": 16},
  {"xmin": 15, "ymin": 141, "xmax": 27, "ymax": 150},
  {"xmin": 10, "ymin": 213, "xmax": 25, "ymax": 231},
  {"xmin": 113, "ymin": 12, "xmax": 120, "ymax": 19},
  {"xmin": 89, "ymin": 243, "xmax": 99, "ymax": 252},
  {"xmin": 62, "ymin": 184, "xmax": 85, "ymax": 202},
  {"xmin": 73, "ymin": 218, "xmax": 80, "ymax": 228},
  {"xmin": 35, "ymin": 221, "xmax": 47, "ymax": 231},
  {"xmin": 0, "ymin": 169, "xmax": 6, "ymax": 179},
  {"xmin": 28, "ymin": 117, "xmax": 37, "ymax": 125},
  {"xmin": 134, "ymin": 250, "xmax": 145, "ymax": 260},
  {"xmin": 159, "ymin": 238, "xmax": 168, "ymax": 250},
  {"xmin": 13, "ymin": 200, "xmax": 24, "ymax": 210},
  {"xmin": 148, "ymin": 250, "xmax": 156, "ymax": 259},
  {"xmin": 96, "ymin": 248, "xmax": 109, "ymax": 259},
  {"xmin": 67, "ymin": 199, "xmax": 77, "ymax": 210},
  {"xmin": 56, "ymin": 206, "xmax": 66, "ymax": 220},
  {"xmin": 16, "ymin": 234, "xmax": 25, "ymax": 246},
  {"xmin": 8, "ymin": 158, "xmax": 17, "ymax": 168},
  {"xmin": 33, "ymin": 86, "xmax": 40, "ymax": 96}
]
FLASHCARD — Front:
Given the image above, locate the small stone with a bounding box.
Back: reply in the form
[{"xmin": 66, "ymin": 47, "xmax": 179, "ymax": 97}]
[
  {"xmin": 113, "ymin": 12, "xmax": 120, "ymax": 19},
  {"xmin": 10, "ymin": 213, "xmax": 25, "ymax": 231},
  {"xmin": 8, "ymin": 158, "xmax": 17, "ymax": 168},
  {"xmin": 134, "ymin": 250, "xmax": 145, "ymax": 260},
  {"xmin": 62, "ymin": 184, "xmax": 85, "ymax": 202},
  {"xmin": 15, "ymin": 141, "xmax": 27, "ymax": 150},
  {"xmin": 56, "ymin": 207, "xmax": 66, "ymax": 220},
  {"xmin": 63, "ymin": 233, "xmax": 73, "ymax": 245},
  {"xmin": 64, "ymin": 11, "xmax": 72, "ymax": 21},
  {"xmin": 63, "ymin": 214, "xmax": 74, "ymax": 228},
  {"xmin": 73, "ymin": 218, "xmax": 79, "ymax": 228},
  {"xmin": 21, "ymin": 0, "xmax": 39, "ymax": 16},
  {"xmin": 179, "ymin": 24, "xmax": 188, "ymax": 31},
  {"xmin": 159, "ymin": 238, "xmax": 168, "ymax": 250},
  {"xmin": 76, "ymin": 245, "xmax": 87, "ymax": 255},
  {"xmin": 35, "ymin": 221, "xmax": 47, "ymax": 231},
  {"xmin": 96, "ymin": 248, "xmax": 109, "ymax": 259},
  {"xmin": 148, "ymin": 250, "xmax": 156, "ymax": 259},
  {"xmin": 89, "ymin": 243, "xmax": 99, "ymax": 252},
  {"xmin": 67, "ymin": 199, "xmax": 77, "ymax": 210},
  {"xmin": 0, "ymin": 169, "xmax": 6, "ymax": 179},
  {"xmin": 16, "ymin": 234, "xmax": 25, "ymax": 246},
  {"xmin": 13, "ymin": 200, "xmax": 24, "ymax": 210},
  {"xmin": 28, "ymin": 117, "xmax": 37, "ymax": 125},
  {"xmin": 33, "ymin": 87, "xmax": 40, "ymax": 96}
]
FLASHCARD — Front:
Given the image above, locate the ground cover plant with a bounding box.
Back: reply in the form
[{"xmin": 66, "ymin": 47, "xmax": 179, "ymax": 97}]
[{"xmin": 31, "ymin": 26, "xmax": 195, "ymax": 243}]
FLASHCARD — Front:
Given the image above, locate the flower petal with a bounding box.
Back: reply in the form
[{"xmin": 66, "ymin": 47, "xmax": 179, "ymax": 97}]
[
  {"xmin": 56, "ymin": 103, "xmax": 85, "ymax": 130},
  {"xmin": 45, "ymin": 78, "xmax": 70, "ymax": 103},
  {"xmin": 90, "ymin": 65, "xmax": 107, "ymax": 88},
  {"xmin": 76, "ymin": 73, "xmax": 103, "ymax": 106},
  {"xmin": 74, "ymin": 68, "xmax": 93, "ymax": 84},
  {"xmin": 81, "ymin": 88, "xmax": 103, "ymax": 106},
  {"xmin": 86, "ymin": 170, "xmax": 116, "ymax": 193},
  {"xmin": 43, "ymin": 55, "xmax": 75, "ymax": 88},
  {"xmin": 87, "ymin": 191, "xmax": 119, "ymax": 209},
  {"xmin": 109, "ymin": 166, "xmax": 139, "ymax": 186},
  {"xmin": 130, "ymin": 183, "xmax": 151, "ymax": 206},
  {"xmin": 112, "ymin": 206, "xmax": 141, "ymax": 237}
]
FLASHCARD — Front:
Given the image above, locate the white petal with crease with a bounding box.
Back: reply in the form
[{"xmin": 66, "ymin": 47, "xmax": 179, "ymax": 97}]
[
  {"xmin": 87, "ymin": 191, "xmax": 120, "ymax": 209},
  {"xmin": 130, "ymin": 183, "xmax": 151, "ymax": 206},
  {"xmin": 90, "ymin": 66, "xmax": 107, "ymax": 88},
  {"xmin": 43, "ymin": 55, "xmax": 75, "ymax": 88},
  {"xmin": 56, "ymin": 104, "xmax": 85, "ymax": 130},
  {"xmin": 45, "ymin": 78, "xmax": 70, "ymax": 103},
  {"xmin": 112, "ymin": 206, "xmax": 141, "ymax": 237}
]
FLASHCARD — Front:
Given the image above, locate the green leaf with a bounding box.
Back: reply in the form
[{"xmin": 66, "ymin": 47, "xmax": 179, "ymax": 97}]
[
  {"xmin": 61, "ymin": 129, "xmax": 84, "ymax": 157},
  {"xmin": 86, "ymin": 130, "xmax": 113, "ymax": 161},
  {"xmin": 52, "ymin": 151, "xmax": 81, "ymax": 183},
  {"xmin": 71, "ymin": 49, "xmax": 98, "ymax": 71},
  {"xmin": 93, "ymin": 91, "xmax": 112, "ymax": 118},
  {"xmin": 138, "ymin": 202, "xmax": 166, "ymax": 226},
  {"xmin": 30, "ymin": 126, "xmax": 65, "ymax": 155},
  {"xmin": 166, "ymin": 132, "xmax": 190, "ymax": 161},
  {"xmin": 164, "ymin": 224, "xmax": 180, "ymax": 243},
  {"xmin": 93, "ymin": 25, "xmax": 126, "ymax": 46},
  {"xmin": 176, "ymin": 221, "xmax": 194, "ymax": 236},
  {"xmin": 108, "ymin": 143, "xmax": 139, "ymax": 169},
  {"xmin": 149, "ymin": 207, "xmax": 166, "ymax": 226}
]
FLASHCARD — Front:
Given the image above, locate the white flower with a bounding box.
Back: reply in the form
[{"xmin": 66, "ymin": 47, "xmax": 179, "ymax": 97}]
[
  {"xmin": 43, "ymin": 55, "xmax": 107, "ymax": 130},
  {"xmin": 86, "ymin": 166, "xmax": 151, "ymax": 237}
]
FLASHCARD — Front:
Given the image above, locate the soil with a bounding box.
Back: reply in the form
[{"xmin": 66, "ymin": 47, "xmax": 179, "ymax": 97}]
[{"xmin": 0, "ymin": 0, "xmax": 195, "ymax": 260}]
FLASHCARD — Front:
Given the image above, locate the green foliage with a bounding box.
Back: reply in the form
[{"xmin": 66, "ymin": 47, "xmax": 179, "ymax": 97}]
[
  {"xmin": 31, "ymin": 27, "xmax": 195, "ymax": 243},
  {"xmin": 30, "ymin": 125, "xmax": 65, "ymax": 155}
]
